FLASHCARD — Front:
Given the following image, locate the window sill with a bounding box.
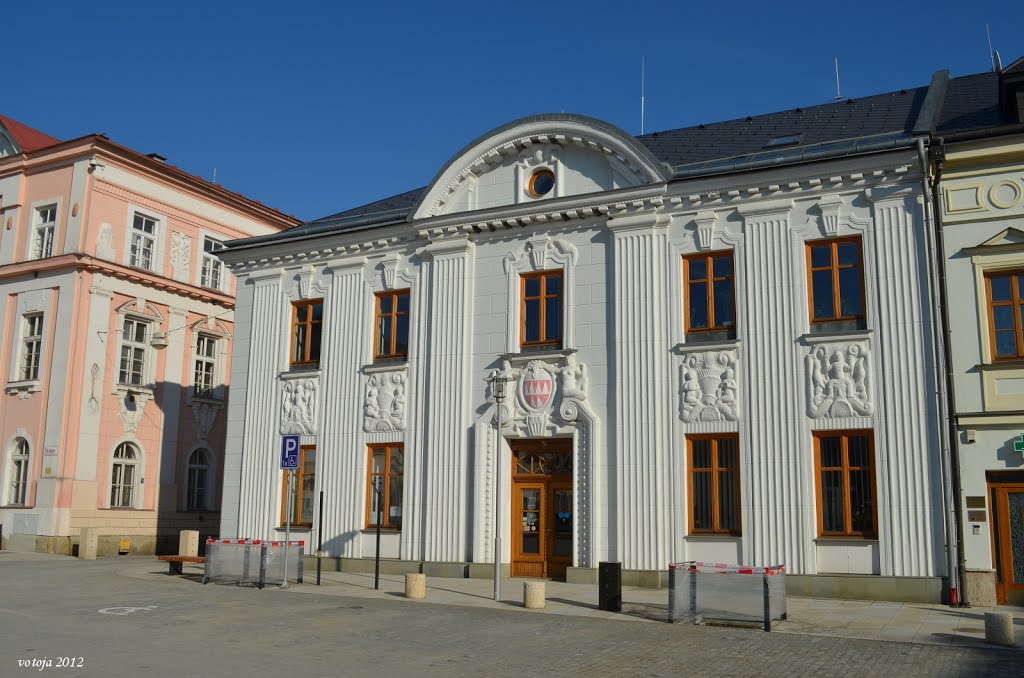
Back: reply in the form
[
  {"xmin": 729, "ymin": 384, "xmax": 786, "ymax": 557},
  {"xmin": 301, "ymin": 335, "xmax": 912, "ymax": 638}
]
[
  {"xmin": 1, "ymin": 504, "xmax": 32, "ymax": 509},
  {"xmin": 683, "ymin": 533, "xmax": 742, "ymax": 540},
  {"xmin": 977, "ymin": 361, "xmax": 1024, "ymax": 372},
  {"xmin": 276, "ymin": 526, "xmax": 312, "ymax": 532},
  {"xmin": 674, "ymin": 338, "xmax": 740, "ymax": 354},
  {"xmin": 800, "ymin": 328, "xmax": 873, "ymax": 345},
  {"xmin": 502, "ymin": 348, "xmax": 576, "ymax": 364},
  {"xmin": 100, "ymin": 507, "xmax": 153, "ymax": 512},
  {"xmin": 190, "ymin": 394, "xmax": 224, "ymax": 406},
  {"xmin": 279, "ymin": 367, "xmax": 321, "ymax": 380},
  {"xmin": 813, "ymin": 537, "xmax": 879, "ymax": 543},
  {"xmin": 361, "ymin": 528, "xmax": 401, "ymax": 534},
  {"xmin": 5, "ymin": 380, "xmax": 41, "ymax": 399},
  {"xmin": 363, "ymin": 360, "xmax": 408, "ymax": 374}
]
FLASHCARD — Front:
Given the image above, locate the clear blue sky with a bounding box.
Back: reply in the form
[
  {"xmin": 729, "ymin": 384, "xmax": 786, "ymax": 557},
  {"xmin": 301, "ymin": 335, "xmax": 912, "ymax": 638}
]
[{"xmin": 6, "ymin": 1, "xmax": 1023, "ymax": 222}]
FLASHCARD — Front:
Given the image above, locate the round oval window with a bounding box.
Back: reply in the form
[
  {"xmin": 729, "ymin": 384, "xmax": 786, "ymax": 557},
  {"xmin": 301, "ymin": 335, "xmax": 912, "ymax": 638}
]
[{"xmin": 528, "ymin": 169, "xmax": 555, "ymax": 198}]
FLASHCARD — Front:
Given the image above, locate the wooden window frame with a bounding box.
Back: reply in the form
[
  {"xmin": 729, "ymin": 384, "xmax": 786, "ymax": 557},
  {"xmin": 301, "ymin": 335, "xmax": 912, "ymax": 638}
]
[
  {"xmin": 813, "ymin": 429, "xmax": 878, "ymax": 539},
  {"xmin": 683, "ymin": 251, "xmax": 736, "ymax": 334},
  {"xmin": 985, "ymin": 270, "xmax": 1024, "ymax": 361},
  {"xmin": 806, "ymin": 237, "xmax": 866, "ymax": 324},
  {"xmin": 520, "ymin": 271, "xmax": 562, "ymax": 349},
  {"xmin": 280, "ymin": 445, "xmax": 315, "ymax": 528},
  {"xmin": 373, "ymin": 289, "xmax": 410, "ymax": 360},
  {"xmin": 289, "ymin": 299, "xmax": 323, "ymax": 367},
  {"xmin": 686, "ymin": 434, "xmax": 741, "ymax": 536},
  {"xmin": 365, "ymin": 444, "xmax": 403, "ymax": 530}
]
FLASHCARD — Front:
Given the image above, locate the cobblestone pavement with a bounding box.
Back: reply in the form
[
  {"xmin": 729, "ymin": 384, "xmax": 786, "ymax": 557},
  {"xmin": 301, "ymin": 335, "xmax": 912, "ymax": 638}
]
[{"xmin": 1, "ymin": 552, "xmax": 1022, "ymax": 677}]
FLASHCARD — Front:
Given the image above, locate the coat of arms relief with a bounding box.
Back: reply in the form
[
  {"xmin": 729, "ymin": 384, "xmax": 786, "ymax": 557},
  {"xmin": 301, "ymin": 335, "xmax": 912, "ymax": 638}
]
[{"xmin": 488, "ymin": 354, "xmax": 590, "ymax": 437}]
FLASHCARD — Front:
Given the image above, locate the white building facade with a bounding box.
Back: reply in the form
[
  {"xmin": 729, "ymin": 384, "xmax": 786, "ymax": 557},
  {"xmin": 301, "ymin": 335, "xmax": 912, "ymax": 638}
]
[{"xmin": 220, "ymin": 110, "xmax": 952, "ymax": 600}]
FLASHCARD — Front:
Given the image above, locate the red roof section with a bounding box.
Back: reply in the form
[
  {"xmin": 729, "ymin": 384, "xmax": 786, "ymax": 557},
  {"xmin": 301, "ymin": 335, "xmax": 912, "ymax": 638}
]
[{"xmin": 0, "ymin": 114, "xmax": 62, "ymax": 152}]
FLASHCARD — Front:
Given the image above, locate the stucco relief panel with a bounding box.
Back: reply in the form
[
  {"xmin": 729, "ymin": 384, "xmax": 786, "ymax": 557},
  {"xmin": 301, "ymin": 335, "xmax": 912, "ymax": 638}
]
[
  {"xmin": 679, "ymin": 349, "xmax": 739, "ymax": 423},
  {"xmin": 806, "ymin": 341, "xmax": 873, "ymax": 418},
  {"xmin": 363, "ymin": 369, "xmax": 408, "ymax": 432},
  {"xmin": 280, "ymin": 378, "xmax": 319, "ymax": 435}
]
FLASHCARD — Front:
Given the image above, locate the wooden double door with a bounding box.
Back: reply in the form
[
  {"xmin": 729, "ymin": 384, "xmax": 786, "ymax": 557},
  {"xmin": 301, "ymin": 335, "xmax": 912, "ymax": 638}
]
[
  {"xmin": 511, "ymin": 440, "xmax": 573, "ymax": 580},
  {"xmin": 990, "ymin": 480, "xmax": 1024, "ymax": 605}
]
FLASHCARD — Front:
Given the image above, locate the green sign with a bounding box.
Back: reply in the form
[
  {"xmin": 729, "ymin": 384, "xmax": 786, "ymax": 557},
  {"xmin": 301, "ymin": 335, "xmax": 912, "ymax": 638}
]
[{"xmin": 1015, "ymin": 435, "xmax": 1024, "ymax": 456}]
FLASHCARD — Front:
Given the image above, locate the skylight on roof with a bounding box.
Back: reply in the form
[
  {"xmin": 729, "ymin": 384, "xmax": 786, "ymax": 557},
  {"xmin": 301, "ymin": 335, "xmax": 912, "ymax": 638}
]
[{"xmin": 764, "ymin": 133, "xmax": 804, "ymax": 149}]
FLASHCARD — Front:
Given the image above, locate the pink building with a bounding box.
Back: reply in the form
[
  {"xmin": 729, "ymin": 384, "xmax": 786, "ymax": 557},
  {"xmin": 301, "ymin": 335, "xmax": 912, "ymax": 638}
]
[{"xmin": 0, "ymin": 115, "xmax": 298, "ymax": 555}]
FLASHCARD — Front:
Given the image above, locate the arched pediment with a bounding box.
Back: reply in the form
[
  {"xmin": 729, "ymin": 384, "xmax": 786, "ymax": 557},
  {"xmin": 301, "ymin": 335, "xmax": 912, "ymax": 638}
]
[{"xmin": 410, "ymin": 114, "xmax": 669, "ymax": 220}]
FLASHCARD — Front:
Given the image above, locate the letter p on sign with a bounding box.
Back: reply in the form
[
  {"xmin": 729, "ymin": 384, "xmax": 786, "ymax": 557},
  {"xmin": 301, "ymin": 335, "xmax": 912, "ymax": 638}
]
[{"xmin": 281, "ymin": 435, "xmax": 300, "ymax": 470}]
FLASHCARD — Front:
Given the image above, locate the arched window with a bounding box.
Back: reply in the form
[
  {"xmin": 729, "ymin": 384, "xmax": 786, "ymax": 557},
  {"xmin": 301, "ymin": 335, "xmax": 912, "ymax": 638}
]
[
  {"xmin": 186, "ymin": 449, "xmax": 210, "ymax": 511},
  {"xmin": 110, "ymin": 443, "xmax": 139, "ymax": 508},
  {"xmin": 7, "ymin": 438, "xmax": 29, "ymax": 505}
]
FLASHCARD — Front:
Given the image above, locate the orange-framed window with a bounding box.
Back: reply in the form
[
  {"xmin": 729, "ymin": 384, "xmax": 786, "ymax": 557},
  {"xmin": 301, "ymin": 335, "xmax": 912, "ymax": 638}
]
[
  {"xmin": 684, "ymin": 251, "xmax": 735, "ymax": 334},
  {"xmin": 374, "ymin": 290, "xmax": 410, "ymax": 360},
  {"xmin": 290, "ymin": 300, "xmax": 323, "ymax": 366},
  {"xmin": 367, "ymin": 444, "xmax": 403, "ymax": 530},
  {"xmin": 280, "ymin": 445, "xmax": 316, "ymax": 527},
  {"xmin": 986, "ymin": 271, "xmax": 1024, "ymax": 360},
  {"xmin": 813, "ymin": 430, "xmax": 877, "ymax": 538},
  {"xmin": 521, "ymin": 271, "xmax": 562, "ymax": 349},
  {"xmin": 688, "ymin": 434, "xmax": 741, "ymax": 535},
  {"xmin": 807, "ymin": 238, "xmax": 865, "ymax": 323}
]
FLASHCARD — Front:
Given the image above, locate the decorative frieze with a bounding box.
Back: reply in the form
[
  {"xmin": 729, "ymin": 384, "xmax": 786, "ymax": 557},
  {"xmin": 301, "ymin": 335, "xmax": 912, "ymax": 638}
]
[
  {"xmin": 280, "ymin": 378, "xmax": 319, "ymax": 435},
  {"xmin": 363, "ymin": 370, "xmax": 408, "ymax": 432},
  {"xmin": 679, "ymin": 349, "xmax": 739, "ymax": 423},
  {"xmin": 193, "ymin": 401, "xmax": 221, "ymax": 442},
  {"xmin": 806, "ymin": 341, "xmax": 873, "ymax": 418}
]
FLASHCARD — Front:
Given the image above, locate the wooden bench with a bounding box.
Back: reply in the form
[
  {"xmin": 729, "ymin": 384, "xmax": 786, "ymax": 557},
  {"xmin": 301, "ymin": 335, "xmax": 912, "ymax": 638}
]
[{"xmin": 157, "ymin": 555, "xmax": 205, "ymax": 575}]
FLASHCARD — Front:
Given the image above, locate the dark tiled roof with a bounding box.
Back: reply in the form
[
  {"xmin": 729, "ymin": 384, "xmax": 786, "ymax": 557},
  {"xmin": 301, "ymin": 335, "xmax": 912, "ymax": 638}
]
[
  {"xmin": 287, "ymin": 67, "xmax": 1008, "ymax": 236},
  {"xmin": 639, "ymin": 86, "xmax": 929, "ymax": 168},
  {"xmin": 936, "ymin": 72, "xmax": 1007, "ymax": 133},
  {"xmin": 0, "ymin": 114, "xmax": 62, "ymax": 152},
  {"xmin": 306, "ymin": 187, "xmax": 425, "ymax": 225}
]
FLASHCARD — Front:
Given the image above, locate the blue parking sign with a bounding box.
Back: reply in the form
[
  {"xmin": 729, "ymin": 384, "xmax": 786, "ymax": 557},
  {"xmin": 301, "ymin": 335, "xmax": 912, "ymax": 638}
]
[{"xmin": 280, "ymin": 435, "xmax": 300, "ymax": 470}]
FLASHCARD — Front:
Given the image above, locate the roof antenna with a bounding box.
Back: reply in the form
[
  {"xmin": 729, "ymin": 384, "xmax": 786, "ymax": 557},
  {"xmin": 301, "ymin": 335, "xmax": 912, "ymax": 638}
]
[
  {"xmin": 212, "ymin": 167, "xmax": 217, "ymax": 184},
  {"xmin": 834, "ymin": 58, "xmax": 843, "ymax": 100},
  {"xmin": 640, "ymin": 56, "xmax": 646, "ymax": 135},
  {"xmin": 986, "ymin": 24, "xmax": 995, "ymax": 72}
]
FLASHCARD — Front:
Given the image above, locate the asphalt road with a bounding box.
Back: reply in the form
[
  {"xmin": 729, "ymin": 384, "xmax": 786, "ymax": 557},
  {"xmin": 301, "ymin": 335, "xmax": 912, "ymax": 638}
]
[{"xmin": 1, "ymin": 552, "xmax": 1021, "ymax": 677}]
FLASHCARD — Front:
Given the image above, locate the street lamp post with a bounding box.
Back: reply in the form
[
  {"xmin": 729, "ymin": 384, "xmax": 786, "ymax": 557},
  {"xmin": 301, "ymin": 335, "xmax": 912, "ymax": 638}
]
[{"xmin": 491, "ymin": 374, "xmax": 507, "ymax": 603}]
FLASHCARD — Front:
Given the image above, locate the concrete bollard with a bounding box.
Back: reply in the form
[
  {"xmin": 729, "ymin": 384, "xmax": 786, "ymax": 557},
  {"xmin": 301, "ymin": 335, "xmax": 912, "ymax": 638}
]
[
  {"xmin": 179, "ymin": 530, "xmax": 200, "ymax": 557},
  {"xmin": 405, "ymin": 573, "xmax": 426, "ymax": 599},
  {"xmin": 78, "ymin": 528, "xmax": 98, "ymax": 561},
  {"xmin": 524, "ymin": 581, "xmax": 545, "ymax": 609},
  {"xmin": 984, "ymin": 611, "xmax": 1015, "ymax": 646}
]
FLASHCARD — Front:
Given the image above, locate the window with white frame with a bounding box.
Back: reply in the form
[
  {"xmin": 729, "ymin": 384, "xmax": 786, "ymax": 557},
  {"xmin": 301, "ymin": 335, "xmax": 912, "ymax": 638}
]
[
  {"xmin": 110, "ymin": 442, "xmax": 139, "ymax": 508},
  {"xmin": 6, "ymin": 438, "xmax": 29, "ymax": 506},
  {"xmin": 31, "ymin": 205, "xmax": 57, "ymax": 259},
  {"xmin": 118, "ymin": 317, "xmax": 149, "ymax": 386},
  {"xmin": 186, "ymin": 448, "xmax": 210, "ymax": 511},
  {"xmin": 193, "ymin": 334, "xmax": 218, "ymax": 397},
  {"xmin": 129, "ymin": 212, "xmax": 158, "ymax": 270},
  {"xmin": 20, "ymin": 313, "xmax": 44, "ymax": 381},
  {"xmin": 200, "ymin": 237, "xmax": 225, "ymax": 290}
]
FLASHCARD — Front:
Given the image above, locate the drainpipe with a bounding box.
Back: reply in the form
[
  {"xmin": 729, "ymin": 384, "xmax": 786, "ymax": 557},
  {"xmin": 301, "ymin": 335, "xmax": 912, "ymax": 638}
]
[{"xmin": 916, "ymin": 136, "xmax": 967, "ymax": 606}]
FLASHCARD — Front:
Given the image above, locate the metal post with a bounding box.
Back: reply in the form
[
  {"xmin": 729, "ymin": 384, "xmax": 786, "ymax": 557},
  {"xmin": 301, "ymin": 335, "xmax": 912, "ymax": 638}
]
[
  {"xmin": 316, "ymin": 490, "xmax": 324, "ymax": 586},
  {"xmin": 282, "ymin": 469, "xmax": 293, "ymax": 588},
  {"xmin": 492, "ymin": 375, "xmax": 506, "ymax": 603},
  {"xmin": 763, "ymin": 573, "xmax": 771, "ymax": 632},
  {"xmin": 374, "ymin": 478, "xmax": 382, "ymax": 590},
  {"xmin": 689, "ymin": 564, "xmax": 698, "ymax": 621}
]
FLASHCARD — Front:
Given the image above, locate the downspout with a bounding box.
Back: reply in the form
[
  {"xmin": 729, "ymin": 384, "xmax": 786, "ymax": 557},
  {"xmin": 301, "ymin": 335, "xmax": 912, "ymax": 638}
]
[{"xmin": 916, "ymin": 136, "xmax": 966, "ymax": 606}]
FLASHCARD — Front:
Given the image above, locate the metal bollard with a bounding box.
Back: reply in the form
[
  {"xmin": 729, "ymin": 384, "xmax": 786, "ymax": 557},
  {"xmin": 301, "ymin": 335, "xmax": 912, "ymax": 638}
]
[{"xmin": 598, "ymin": 561, "xmax": 621, "ymax": 612}]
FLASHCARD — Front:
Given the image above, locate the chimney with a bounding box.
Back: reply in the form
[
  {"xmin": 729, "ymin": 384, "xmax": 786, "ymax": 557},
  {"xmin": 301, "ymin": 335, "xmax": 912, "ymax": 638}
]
[{"xmin": 146, "ymin": 152, "xmax": 167, "ymax": 163}]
